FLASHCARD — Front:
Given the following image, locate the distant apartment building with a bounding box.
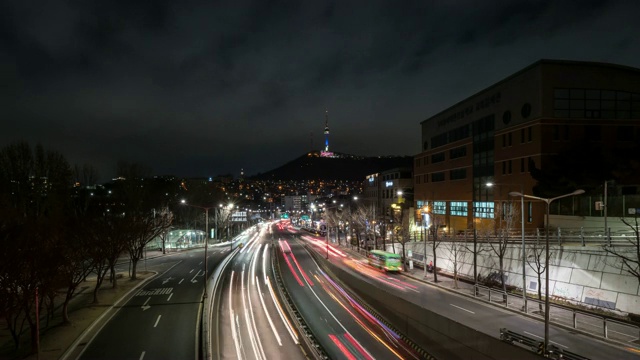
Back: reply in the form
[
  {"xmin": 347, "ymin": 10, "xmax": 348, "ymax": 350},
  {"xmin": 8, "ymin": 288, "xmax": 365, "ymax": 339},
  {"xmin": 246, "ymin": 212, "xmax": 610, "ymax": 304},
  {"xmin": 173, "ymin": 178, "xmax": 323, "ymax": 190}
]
[
  {"xmin": 363, "ymin": 167, "xmax": 413, "ymax": 219},
  {"xmin": 414, "ymin": 59, "xmax": 640, "ymax": 232}
]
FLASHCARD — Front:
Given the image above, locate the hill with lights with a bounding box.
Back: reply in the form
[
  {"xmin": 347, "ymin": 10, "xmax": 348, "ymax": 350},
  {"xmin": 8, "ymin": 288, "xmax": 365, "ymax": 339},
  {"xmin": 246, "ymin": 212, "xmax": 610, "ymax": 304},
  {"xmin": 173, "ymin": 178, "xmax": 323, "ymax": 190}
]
[{"xmin": 251, "ymin": 151, "xmax": 412, "ymax": 181}]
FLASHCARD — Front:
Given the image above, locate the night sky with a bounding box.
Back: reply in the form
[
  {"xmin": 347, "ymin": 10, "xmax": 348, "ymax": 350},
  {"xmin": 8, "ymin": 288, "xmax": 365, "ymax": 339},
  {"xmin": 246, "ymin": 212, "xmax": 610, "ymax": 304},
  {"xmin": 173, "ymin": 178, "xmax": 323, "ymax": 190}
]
[{"xmin": 3, "ymin": 1, "xmax": 640, "ymax": 181}]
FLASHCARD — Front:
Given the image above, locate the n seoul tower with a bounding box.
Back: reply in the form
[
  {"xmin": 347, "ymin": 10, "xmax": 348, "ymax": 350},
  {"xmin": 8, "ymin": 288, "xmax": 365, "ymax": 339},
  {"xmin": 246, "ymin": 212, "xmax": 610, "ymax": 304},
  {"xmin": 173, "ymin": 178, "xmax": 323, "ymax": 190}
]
[{"xmin": 324, "ymin": 110, "xmax": 330, "ymax": 152}]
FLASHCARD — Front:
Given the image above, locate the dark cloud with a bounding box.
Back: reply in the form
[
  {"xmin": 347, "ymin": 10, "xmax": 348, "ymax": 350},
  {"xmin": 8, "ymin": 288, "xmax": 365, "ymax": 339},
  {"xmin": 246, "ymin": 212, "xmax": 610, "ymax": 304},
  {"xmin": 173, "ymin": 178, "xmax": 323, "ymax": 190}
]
[{"xmin": 2, "ymin": 0, "xmax": 640, "ymax": 181}]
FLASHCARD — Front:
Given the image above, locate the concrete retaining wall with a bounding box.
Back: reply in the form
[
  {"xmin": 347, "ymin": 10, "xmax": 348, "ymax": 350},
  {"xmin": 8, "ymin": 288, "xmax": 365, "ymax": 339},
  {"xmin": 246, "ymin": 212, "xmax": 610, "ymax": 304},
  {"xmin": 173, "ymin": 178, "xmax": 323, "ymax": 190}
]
[{"xmin": 393, "ymin": 241, "xmax": 640, "ymax": 314}]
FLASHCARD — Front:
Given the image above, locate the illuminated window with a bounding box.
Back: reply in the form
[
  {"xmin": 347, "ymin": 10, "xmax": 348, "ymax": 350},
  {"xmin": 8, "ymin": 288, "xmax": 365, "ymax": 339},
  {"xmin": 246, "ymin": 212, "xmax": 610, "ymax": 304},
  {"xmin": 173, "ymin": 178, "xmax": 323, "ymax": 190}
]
[
  {"xmin": 451, "ymin": 201, "xmax": 467, "ymax": 216},
  {"xmin": 473, "ymin": 201, "xmax": 494, "ymax": 219},
  {"xmin": 433, "ymin": 201, "xmax": 446, "ymax": 215}
]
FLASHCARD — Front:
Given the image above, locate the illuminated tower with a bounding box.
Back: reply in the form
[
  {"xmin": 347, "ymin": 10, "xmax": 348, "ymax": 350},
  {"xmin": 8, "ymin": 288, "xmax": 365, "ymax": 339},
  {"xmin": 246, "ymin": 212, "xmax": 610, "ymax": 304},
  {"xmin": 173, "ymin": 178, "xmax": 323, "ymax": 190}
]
[{"xmin": 324, "ymin": 110, "xmax": 330, "ymax": 152}]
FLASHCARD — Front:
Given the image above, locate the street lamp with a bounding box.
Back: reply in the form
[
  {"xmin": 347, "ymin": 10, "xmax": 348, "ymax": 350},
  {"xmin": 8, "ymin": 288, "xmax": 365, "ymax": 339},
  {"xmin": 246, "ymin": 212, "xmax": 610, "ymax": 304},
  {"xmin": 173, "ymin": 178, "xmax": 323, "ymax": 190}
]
[
  {"xmin": 508, "ymin": 189, "xmax": 584, "ymax": 354},
  {"xmin": 487, "ymin": 182, "xmax": 526, "ymax": 311},
  {"xmin": 181, "ymin": 199, "xmax": 214, "ymax": 299},
  {"xmin": 421, "ymin": 204, "xmax": 430, "ymax": 278}
]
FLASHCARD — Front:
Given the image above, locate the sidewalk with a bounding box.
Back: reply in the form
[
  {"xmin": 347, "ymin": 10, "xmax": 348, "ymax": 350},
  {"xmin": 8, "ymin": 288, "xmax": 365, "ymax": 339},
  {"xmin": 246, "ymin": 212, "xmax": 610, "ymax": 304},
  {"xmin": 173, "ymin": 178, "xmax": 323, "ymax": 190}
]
[{"xmin": 0, "ymin": 251, "xmax": 172, "ymax": 360}]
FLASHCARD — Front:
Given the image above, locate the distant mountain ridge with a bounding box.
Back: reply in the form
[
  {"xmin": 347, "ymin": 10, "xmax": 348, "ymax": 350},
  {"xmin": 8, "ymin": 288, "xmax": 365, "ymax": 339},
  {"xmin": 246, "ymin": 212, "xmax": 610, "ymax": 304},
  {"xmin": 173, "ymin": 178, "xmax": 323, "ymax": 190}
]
[{"xmin": 251, "ymin": 151, "xmax": 413, "ymax": 181}]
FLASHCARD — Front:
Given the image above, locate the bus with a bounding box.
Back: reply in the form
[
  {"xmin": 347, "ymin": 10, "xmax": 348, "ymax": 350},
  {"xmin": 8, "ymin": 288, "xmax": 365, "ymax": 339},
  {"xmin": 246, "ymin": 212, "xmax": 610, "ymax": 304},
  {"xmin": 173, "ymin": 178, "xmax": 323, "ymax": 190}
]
[{"xmin": 368, "ymin": 250, "xmax": 402, "ymax": 272}]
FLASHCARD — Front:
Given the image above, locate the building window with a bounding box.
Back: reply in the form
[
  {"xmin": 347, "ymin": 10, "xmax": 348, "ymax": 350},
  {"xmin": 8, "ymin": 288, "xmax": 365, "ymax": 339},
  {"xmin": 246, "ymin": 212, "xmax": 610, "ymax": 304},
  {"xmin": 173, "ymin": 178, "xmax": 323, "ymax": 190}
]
[
  {"xmin": 528, "ymin": 127, "xmax": 532, "ymax": 142},
  {"xmin": 432, "ymin": 172, "xmax": 445, "ymax": 182},
  {"xmin": 508, "ymin": 133, "xmax": 512, "ymax": 146},
  {"xmin": 508, "ymin": 160, "xmax": 512, "ymax": 174},
  {"xmin": 431, "ymin": 152, "xmax": 445, "ymax": 163},
  {"xmin": 451, "ymin": 201, "xmax": 468, "ymax": 216},
  {"xmin": 554, "ymin": 88, "xmax": 640, "ymax": 119},
  {"xmin": 521, "ymin": 158, "xmax": 525, "ymax": 172},
  {"xmin": 502, "ymin": 161, "xmax": 506, "ymax": 175},
  {"xmin": 450, "ymin": 146, "xmax": 467, "ymax": 159},
  {"xmin": 431, "ymin": 133, "xmax": 448, "ymax": 149},
  {"xmin": 433, "ymin": 201, "xmax": 447, "ymax": 215},
  {"xmin": 527, "ymin": 201, "xmax": 533, "ymax": 223},
  {"xmin": 473, "ymin": 201, "xmax": 494, "ymax": 219},
  {"xmin": 450, "ymin": 168, "xmax": 467, "ymax": 180}
]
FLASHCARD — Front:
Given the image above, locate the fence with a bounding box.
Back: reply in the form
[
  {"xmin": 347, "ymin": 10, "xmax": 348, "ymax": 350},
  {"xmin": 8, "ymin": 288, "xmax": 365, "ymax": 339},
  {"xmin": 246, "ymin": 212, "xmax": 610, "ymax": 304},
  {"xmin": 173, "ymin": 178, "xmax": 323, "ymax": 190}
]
[
  {"xmin": 473, "ymin": 284, "xmax": 640, "ymax": 344},
  {"xmin": 408, "ymin": 226, "xmax": 639, "ymax": 246}
]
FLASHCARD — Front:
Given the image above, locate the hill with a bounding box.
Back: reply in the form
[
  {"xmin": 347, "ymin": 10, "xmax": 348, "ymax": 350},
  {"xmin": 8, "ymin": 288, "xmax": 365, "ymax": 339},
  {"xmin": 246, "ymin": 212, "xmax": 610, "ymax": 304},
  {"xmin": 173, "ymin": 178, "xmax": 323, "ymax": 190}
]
[{"xmin": 251, "ymin": 151, "xmax": 413, "ymax": 181}]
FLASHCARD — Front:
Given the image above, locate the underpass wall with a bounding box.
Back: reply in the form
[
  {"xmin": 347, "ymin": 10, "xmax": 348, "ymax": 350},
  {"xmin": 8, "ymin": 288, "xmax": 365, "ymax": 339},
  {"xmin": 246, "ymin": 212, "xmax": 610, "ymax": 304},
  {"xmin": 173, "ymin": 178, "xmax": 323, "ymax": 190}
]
[
  {"xmin": 316, "ymin": 253, "xmax": 539, "ymax": 360},
  {"xmin": 397, "ymin": 241, "xmax": 640, "ymax": 314}
]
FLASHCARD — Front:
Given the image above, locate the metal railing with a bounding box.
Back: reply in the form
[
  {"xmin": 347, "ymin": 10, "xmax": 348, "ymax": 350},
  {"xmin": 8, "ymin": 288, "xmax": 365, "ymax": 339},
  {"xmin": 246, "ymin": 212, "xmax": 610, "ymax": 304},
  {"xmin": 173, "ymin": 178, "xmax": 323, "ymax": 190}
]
[
  {"xmin": 408, "ymin": 226, "xmax": 639, "ymax": 246},
  {"xmin": 474, "ymin": 285, "xmax": 640, "ymax": 344}
]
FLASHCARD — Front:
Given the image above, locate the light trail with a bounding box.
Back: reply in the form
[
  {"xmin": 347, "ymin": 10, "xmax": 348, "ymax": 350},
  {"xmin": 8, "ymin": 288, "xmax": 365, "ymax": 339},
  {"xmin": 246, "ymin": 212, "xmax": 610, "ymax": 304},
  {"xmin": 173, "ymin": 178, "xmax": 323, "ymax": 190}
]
[{"xmin": 228, "ymin": 271, "xmax": 242, "ymax": 358}]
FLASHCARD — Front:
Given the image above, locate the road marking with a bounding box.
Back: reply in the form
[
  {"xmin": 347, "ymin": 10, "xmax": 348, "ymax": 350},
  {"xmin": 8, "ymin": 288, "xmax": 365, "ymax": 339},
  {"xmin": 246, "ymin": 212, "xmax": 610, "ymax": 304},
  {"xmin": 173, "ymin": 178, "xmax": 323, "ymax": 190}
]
[
  {"xmin": 190, "ymin": 269, "xmax": 194, "ymax": 273},
  {"xmin": 154, "ymin": 315, "xmax": 162, "ymax": 328},
  {"xmin": 262, "ymin": 244, "xmax": 268, "ymax": 285},
  {"xmin": 266, "ymin": 277, "xmax": 298, "ymax": 344},
  {"xmin": 199, "ymin": 261, "xmax": 202, "ymax": 265},
  {"xmin": 179, "ymin": 278, "xmax": 184, "ymax": 284},
  {"xmin": 162, "ymin": 277, "xmax": 173, "ymax": 285},
  {"xmin": 167, "ymin": 293, "xmax": 173, "ymax": 301},
  {"xmin": 141, "ymin": 297, "xmax": 151, "ymax": 311},
  {"xmin": 256, "ymin": 276, "xmax": 282, "ymax": 346},
  {"xmin": 139, "ymin": 351, "xmax": 145, "ymax": 360},
  {"xmin": 229, "ymin": 271, "xmax": 242, "ymax": 358},
  {"xmin": 191, "ymin": 270, "xmax": 199, "ymax": 283},
  {"xmin": 524, "ymin": 331, "xmax": 568, "ymax": 348},
  {"xmin": 449, "ymin": 304, "xmax": 475, "ymax": 314}
]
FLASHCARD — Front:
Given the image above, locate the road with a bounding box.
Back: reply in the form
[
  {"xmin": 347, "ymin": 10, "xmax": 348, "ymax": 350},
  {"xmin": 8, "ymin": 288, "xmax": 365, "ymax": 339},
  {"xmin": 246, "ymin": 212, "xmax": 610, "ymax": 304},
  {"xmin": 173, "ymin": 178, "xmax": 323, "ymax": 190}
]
[
  {"xmin": 213, "ymin": 222, "xmax": 305, "ymax": 360},
  {"xmin": 293, "ymin": 227, "xmax": 640, "ymax": 359},
  {"xmin": 78, "ymin": 246, "xmax": 228, "ymax": 360},
  {"xmin": 276, "ymin": 226, "xmax": 425, "ymax": 359}
]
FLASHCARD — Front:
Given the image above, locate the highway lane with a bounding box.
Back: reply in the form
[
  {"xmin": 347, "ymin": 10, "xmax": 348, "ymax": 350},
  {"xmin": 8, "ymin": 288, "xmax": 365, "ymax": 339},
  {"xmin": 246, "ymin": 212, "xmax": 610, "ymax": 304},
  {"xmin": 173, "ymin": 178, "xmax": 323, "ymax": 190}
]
[
  {"xmin": 78, "ymin": 246, "xmax": 229, "ymax": 360},
  {"xmin": 276, "ymin": 227, "xmax": 424, "ymax": 359},
  {"xmin": 214, "ymin": 222, "xmax": 304, "ymax": 360},
  {"xmin": 294, "ymin": 228, "xmax": 640, "ymax": 360}
]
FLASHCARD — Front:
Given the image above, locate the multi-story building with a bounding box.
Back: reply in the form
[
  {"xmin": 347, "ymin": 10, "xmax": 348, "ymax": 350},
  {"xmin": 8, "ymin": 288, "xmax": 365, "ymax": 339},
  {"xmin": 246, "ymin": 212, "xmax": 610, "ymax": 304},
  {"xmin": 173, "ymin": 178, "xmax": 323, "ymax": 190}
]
[
  {"xmin": 414, "ymin": 59, "xmax": 640, "ymax": 232},
  {"xmin": 363, "ymin": 167, "xmax": 413, "ymax": 221}
]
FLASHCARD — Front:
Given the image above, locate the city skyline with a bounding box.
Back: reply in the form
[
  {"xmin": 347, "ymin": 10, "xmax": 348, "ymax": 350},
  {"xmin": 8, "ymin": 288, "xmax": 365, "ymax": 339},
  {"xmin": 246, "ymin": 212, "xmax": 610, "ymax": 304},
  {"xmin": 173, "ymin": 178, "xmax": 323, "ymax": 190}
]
[{"xmin": 3, "ymin": 1, "xmax": 640, "ymax": 180}]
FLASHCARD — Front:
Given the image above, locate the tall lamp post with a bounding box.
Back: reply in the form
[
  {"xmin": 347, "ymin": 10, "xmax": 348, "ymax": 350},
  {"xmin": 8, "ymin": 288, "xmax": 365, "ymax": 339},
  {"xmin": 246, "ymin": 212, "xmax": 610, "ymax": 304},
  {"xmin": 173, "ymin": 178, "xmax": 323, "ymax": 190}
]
[
  {"xmin": 181, "ymin": 199, "xmax": 214, "ymax": 299},
  {"xmin": 508, "ymin": 189, "xmax": 584, "ymax": 354},
  {"xmin": 421, "ymin": 204, "xmax": 430, "ymax": 278},
  {"xmin": 487, "ymin": 182, "xmax": 527, "ymax": 311}
]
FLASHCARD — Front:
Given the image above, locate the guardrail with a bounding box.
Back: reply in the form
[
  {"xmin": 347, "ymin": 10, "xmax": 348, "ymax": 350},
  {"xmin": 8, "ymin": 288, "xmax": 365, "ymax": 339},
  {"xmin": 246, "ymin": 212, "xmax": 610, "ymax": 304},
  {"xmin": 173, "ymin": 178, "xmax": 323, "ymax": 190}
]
[
  {"xmin": 474, "ymin": 285, "xmax": 640, "ymax": 345},
  {"xmin": 500, "ymin": 328, "xmax": 592, "ymax": 359},
  {"xmin": 408, "ymin": 226, "xmax": 639, "ymax": 246}
]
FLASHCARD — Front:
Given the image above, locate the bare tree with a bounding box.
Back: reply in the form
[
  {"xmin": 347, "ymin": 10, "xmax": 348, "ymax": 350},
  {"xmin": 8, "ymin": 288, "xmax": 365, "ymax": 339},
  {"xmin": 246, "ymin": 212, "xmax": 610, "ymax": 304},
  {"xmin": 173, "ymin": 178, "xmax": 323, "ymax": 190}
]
[
  {"xmin": 526, "ymin": 242, "xmax": 550, "ymax": 312},
  {"xmin": 484, "ymin": 202, "xmax": 520, "ymax": 299},
  {"xmin": 603, "ymin": 216, "xmax": 640, "ymax": 282},
  {"xmin": 447, "ymin": 241, "xmax": 468, "ymax": 289},
  {"xmin": 429, "ymin": 213, "xmax": 446, "ymax": 283},
  {"xmin": 127, "ymin": 208, "xmax": 173, "ymax": 280}
]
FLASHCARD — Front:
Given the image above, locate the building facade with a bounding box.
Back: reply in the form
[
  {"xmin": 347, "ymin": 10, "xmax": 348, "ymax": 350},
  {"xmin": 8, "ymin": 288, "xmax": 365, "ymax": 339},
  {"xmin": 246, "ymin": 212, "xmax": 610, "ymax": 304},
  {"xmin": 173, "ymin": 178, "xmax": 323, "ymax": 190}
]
[{"xmin": 414, "ymin": 59, "xmax": 640, "ymax": 232}]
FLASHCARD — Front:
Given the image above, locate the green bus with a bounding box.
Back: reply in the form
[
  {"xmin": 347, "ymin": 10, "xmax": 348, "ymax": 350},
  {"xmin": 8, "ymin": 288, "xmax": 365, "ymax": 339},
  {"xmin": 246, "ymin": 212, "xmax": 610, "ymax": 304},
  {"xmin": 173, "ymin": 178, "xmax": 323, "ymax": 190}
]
[{"xmin": 368, "ymin": 250, "xmax": 402, "ymax": 272}]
